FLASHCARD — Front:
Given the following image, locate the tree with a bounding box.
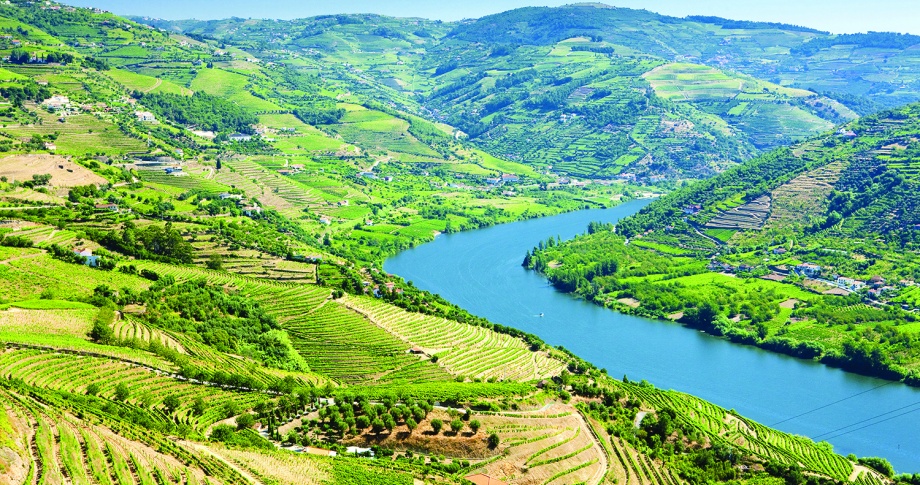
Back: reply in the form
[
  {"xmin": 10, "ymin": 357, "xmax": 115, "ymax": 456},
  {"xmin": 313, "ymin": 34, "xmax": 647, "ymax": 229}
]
[
  {"xmin": 469, "ymin": 420, "xmax": 481, "ymax": 434},
  {"xmin": 488, "ymin": 433, "xmax": 500, "ymax": 449},
  {"xmin": 236, "ymin": 413, "xmax": 255, "ymax": 430},
  {"xmin": 430, "ymin": 418, "xmax": 443, "ymax": 435},
  {"xmin": 192, "ymin": 396, "xmax": 206, "ymax": 416},
  {"xmin": 210, "ymin": 424, "xmax": 234, "ymax": 442},
  {"xmin": 163, "ymin": 394, "xmax": 180, "ymax": 413},
  {"xmin": 114, "ymin": 383, "xmax": 130, "ymax": 401},
  {"xmin": 206, "ymin": 253, "xmax": 223, "ymax": 270},
  {"xmin": 85, "ymin": 383, "xmax": 100, "ymax": 396},
  {"xmin": 371, "ymin": 418, "xmax": 385, "ymax": 435},
  {"xmin": 406, "ymin": 417, "xmax": 418, "ymax": 434},
  {"xmin": 9, "ymin": 49, "xmax": 29, "ymax": 65},
  {"xmin": 382, "ymin": 413, "xmax": 396, "ymax": 434},
  {"xmin": 356, "ymin": 415, "xmax": 370, "ymax": 430},
  {"xmin": 412, "ymin": 406, "xmax": 426, "ymax": 422},
  {"xmin": 88, "ymin": 308, "xmax": 116, "ymax": 344},
  {"xmin": 450, "ymin": 419, "xmax": 464, "ymax": 434}
]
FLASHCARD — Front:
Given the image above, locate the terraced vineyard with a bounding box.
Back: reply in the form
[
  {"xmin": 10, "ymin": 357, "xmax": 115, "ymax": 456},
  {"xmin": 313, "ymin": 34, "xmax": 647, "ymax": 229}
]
[
  {"xmin": 767, "ymin": 161, "xmax": 846, "ymax": 228},
  {"xmin": 473, "ymin": 403, "xmax": 609, "ymax": 485},
  {"xmin": 7, "ymin": 223, "xmax": 80, "ymax": 247},
  {"xmin": 130, "ymin": 260, "xmax": 562, "ymax": 384},
  {"xmin": 0, "ymin": 348, "xmax": 263, "ymax": 429},
  {"xmin": 138, "ymin": 169, "xmax": 231, "ymax": 193},
  {"xmin": 342, "ymin": 296, "xmax": 566, "ymax": 381},
  {"xmin": 704, "ymin": 195, "xmax": 772, "ymax": 231},
  {"xmin": 113, "ymin": 318, "xmax": 186, "ymax": 353},
  {"xmin": 1, "ymin": 385, "xmax": 253, "ymax": 485},
  {"xmin": 623, "ymin": 384, "xmax": 862, "ymax": 483},
  {"xmin": 213, "ymin": 158, "xmax": 327, "ymax": 217},
  {"xmin": 279, "ymin": 301, "xmax": 449, "ymax": 384},
  {"xmin": 607, "ymin": 433, "xmax": 683, "ymax": 485}
]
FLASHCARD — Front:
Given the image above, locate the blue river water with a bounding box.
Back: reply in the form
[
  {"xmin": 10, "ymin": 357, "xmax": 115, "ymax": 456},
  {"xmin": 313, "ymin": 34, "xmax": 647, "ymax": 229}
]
[{"xmin": 385, "ymin": 198, "xmax": 920, "ymax": 472}]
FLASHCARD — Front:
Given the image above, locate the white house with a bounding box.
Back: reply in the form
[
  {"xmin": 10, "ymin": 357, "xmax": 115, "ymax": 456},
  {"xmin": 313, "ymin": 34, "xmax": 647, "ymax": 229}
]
[
  {"xmin": 42, "ymin": 95, "xmax": 70, "ymax": 111},
  {"xmin": 73, "ymin": 248, "xmax": 98, "ymax": 267},
  {"xmin": 134, "ymin": 111, "xmax": 156, "ymax": 122},
  {"xmin": 229, "ymin": 133, "xmax": 253, "ymax": 142}
]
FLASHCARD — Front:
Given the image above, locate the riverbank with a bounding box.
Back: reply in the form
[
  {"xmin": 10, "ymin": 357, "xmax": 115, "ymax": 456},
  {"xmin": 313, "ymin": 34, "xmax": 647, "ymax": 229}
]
[
  {"xmin": 525, "ymin": 228, "xmax": 920, "ymax": 389},
  {"xmin": 556, "ymin": 281, "xmax": 919, "ymax": 388},
  {"xmin": 385, "ymin": 200, "xmax": 920, "ymax": 471}
]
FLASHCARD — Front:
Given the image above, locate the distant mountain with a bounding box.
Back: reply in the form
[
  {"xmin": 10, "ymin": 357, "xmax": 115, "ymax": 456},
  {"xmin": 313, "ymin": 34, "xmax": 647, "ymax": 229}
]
[
  {"xmin": 135, "ymin": 7, "xmax": 920, "ymax": 181},
  {"xmin": 448, "ymin": 4, "xmax": 920, "ymax": 111}
]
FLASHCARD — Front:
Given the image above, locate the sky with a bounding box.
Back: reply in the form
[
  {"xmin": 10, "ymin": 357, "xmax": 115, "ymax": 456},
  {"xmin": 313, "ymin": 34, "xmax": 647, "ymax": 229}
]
[{"xmin": 62, "ymin": 0, "xmax": 920, "ymax": 35}]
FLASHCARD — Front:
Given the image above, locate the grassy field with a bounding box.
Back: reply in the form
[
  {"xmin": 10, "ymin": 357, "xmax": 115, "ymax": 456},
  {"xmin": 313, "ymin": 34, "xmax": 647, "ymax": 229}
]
[
  {"xmin": 190, "ymin": 68, "xmax": 284, "ymax": 112},
  {"xmin": 106, "ymin": 68, "xmax": 193, "ymax": 96}
]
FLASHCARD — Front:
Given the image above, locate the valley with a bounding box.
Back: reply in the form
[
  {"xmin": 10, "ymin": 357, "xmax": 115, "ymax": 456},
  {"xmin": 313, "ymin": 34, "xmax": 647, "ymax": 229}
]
[{"xmin": 0, "ymin": 1, "xmax": 918, "ymax": 484}]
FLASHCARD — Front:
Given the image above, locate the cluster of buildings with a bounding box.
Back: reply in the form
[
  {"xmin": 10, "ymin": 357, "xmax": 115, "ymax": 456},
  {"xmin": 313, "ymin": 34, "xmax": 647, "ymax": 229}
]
[
  {"xmin": 485, "ymin": 173, "xmax": 520, "ymax": 186},
  {"xmin": 366, "ymin": 280, "xmax": 403, "ymax": 298},
  {"xmin": 218, "ymin": 192, "xmax": 262, "ymax": 216},
  {"xmin": 277, "ymin": 164, "xmax": 305, "ymax": 176},
  {"xmin": 708, "ymin": 253, "xmax": 914, "ymax": 304}
]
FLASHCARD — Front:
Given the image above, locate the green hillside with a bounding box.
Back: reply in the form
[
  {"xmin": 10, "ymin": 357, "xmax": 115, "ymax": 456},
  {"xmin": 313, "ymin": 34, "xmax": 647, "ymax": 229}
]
[
  {"xmin": 529, "ymin": 103, "xmax": 920, "ymax": 387},
  {"xmin": 0, "ymin": 1, "xmax": 915, "ymax": 484}
]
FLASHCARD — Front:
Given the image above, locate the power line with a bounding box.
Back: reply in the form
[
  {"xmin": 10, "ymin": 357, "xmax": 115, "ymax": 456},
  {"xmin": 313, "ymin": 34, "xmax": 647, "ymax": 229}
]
[
  {"xmin": 770, "ymin": 380, "xmax": 896, "ymax": 427},
  {"xmin": 813, "ymin": 400, "xmax": 920, "ymax": 440},
  {"xmin": 820, "ymin": 406, "xmax": 920, "ymax": 441}
]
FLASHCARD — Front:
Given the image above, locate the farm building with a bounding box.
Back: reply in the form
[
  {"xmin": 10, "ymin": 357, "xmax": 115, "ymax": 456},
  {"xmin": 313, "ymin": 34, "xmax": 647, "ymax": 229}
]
[
  {"xmin": 229, "ymin": 133, "xmax": 253, "ymax": 142},
  {"xmin": 243, "ymin": 205, "xmax": 262, "ymax": 216},
  {"xmin": 134, "ymin": 111, "xmax": 156, "ymax": 122},
  {"xmin": 42, "ymin": 95, "xmax": 70, "ymax": 111},
  {"xmin": 72, "ymin": 248, "xmax": 98, "ymax": 267},
  {"xmin": 795, "ymin": 263, "xmax": 822, "ymax": 278},
  {"xmin": 94, "ymin": 203, "xmax": 118, "ymax": 212}
]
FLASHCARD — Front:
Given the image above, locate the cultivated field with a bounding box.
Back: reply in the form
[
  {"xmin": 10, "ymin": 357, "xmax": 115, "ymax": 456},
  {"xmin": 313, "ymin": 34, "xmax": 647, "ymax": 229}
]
[{"xmin": 0, "ymin": 154, "xmax": 107, "ymax": 188}]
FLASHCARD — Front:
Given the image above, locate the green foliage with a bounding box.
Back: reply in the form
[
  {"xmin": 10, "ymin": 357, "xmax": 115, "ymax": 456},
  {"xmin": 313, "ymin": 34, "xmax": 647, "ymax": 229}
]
[
  {"xmin": 488, "ymin": 432, "xmax": 500, "ymax": 448},
  {"xmin": 114, "ymin": 382, "xmax": 130, "ymax": 401},
  {"xmin": 136, "ymin": 91, "xmax": 258, "ymax": 134},
  {"xmin": 92, "ymin": 221, "xmax": 194, "ymax": 264},
  {"xmin": 858, "ymin": 457, "xmax": 895, "ymax": 478},
  {"xmin": 0, "ymin": 82, "xmax": 51, "ymax": 106},
  {"xmin": 88, "ymin": 306, "xmax": 116, "ymax": 344},
  {"xmin": 133, "ymin": 279, "xmax": 307, "ymax": 372},
  {"xmin": 236, "ymin": 413, "xmax": 255, "ymax": 430}
]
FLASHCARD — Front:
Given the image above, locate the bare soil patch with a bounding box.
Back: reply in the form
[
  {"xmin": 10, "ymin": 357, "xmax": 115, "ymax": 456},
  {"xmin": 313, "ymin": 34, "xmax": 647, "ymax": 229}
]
[
  {"xmin": 779, "ymin": 299, "xmax": 799, "ymax": 309},
  {"xmin": 0, "ymin": 154, "xmax": 106, "ymax": 188},
  {"xmin": 617, "ymin": 298, "xmax": 641, "ymax": 309}
]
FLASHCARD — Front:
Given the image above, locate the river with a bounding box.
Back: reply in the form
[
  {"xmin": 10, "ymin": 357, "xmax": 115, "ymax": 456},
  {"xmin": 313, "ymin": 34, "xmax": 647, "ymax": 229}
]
[{"xmin": 385, "ymin": 198, "xmax": 920, "ymax": 473}]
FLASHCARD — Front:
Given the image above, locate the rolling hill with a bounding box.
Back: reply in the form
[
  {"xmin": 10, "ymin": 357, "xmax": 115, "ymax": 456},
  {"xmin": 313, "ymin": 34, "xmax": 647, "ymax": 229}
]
[
  {"xmin": 528, "ymin": 102, "xmax": 920, "ymax": 387},
  {"xmin": 0, "ymin": 1, "xmax": 915, "ymax": 484}
]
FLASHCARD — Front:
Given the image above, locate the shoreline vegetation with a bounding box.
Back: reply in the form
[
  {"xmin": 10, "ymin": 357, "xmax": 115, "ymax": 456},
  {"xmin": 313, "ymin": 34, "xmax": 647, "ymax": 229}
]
[
  {"xmin": 524, "ymin": 104, "xmax": 920, "ymax": 391},
  {"xmin": 3, "ymin": 0, "xmax": 920, "ymax": 482}
]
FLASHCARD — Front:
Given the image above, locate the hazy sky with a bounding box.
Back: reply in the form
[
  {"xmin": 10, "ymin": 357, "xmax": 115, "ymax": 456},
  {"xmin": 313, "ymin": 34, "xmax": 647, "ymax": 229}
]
[{"xmin": 62, "ymin": 0, "xmax": 920, "ymax": 35}]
